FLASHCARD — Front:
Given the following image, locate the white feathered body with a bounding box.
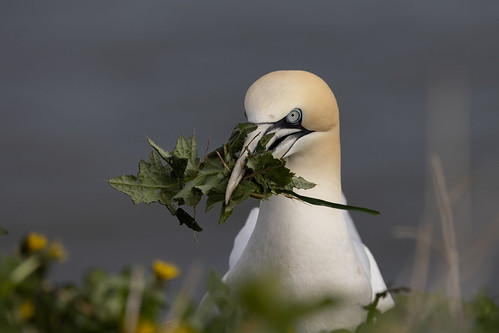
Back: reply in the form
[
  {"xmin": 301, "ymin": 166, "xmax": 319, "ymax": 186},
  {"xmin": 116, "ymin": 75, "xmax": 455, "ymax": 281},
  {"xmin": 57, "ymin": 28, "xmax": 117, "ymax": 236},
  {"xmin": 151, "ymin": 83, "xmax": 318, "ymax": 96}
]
[{"xmin": 225, "ymin": 195, "xmax": 389, "ymax": 332}]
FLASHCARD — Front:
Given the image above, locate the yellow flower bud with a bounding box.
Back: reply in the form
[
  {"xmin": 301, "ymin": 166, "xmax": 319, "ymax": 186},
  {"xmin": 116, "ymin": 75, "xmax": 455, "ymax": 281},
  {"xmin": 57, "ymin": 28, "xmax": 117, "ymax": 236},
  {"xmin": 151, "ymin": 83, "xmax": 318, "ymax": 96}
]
[
  {"xmin": 152, "ymin": 260, "xmax": 180, "ymax": 281},
  {"xmin": 26, "ymin": 232, "xmax": 47, "ymax": 253},
  {"xmin": 48, "ymin": 242, "xmax": 68, "ymax": 262},
  {"xmin": 19, "ymin": 300, "xmax": 35, "ymax": 320}
]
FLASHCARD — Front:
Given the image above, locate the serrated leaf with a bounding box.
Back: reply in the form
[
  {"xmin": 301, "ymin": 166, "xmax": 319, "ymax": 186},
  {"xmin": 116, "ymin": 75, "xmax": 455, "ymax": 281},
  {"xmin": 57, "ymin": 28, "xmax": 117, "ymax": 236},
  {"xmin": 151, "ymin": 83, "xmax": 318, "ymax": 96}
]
[
  {"xmin": 247, "ymin": 152, "xmax": 292, "ymax": 189},
  {"xmin": 187, "ymin": 135, "xmax": 200, "ymax": 172},
  {"xmin": 254, "ymin": 132, "xmax": 275, "ymax": 154},
  {"xmin": 174, "ymin": 181, "xmax": 202, "ymax": 206},
  {"xmin": 218, "ymin": 204, "xmax": 234, "ymax": 224},
  {"xmin": 287, "ymin": 176, "xmax": 316, "ymax": 190},
  {"xmin": 206, "ymin": 191, "xmax": 225, "ymax": 213},
  {"xmin": 108, "ymin": 151, "xmax": 178, "ymax": 206},
  {"xmin": 176, "ymin": 154, "xmax": 227, "ymax": 208},
  {"xmin": 147, "ymin": 137, "xmax": 171, "ymax": 161},
  {"xmin": 218, "ymin": 180, "xmax": 258, "ymax": 224},
  {"xmin": 149, "ymin": 148, "xmax": 172, "ymax": 174},
  {"xmin": 195, "ymin": 159, "xmax": 226, "ymax": 191},
  {"xmin": 226, "ymin": 123, "xmax": 258, "ymax": 159},
  {"xmin": 205, "ymin": 175, "xmax": 230, "ymax": 213},
  {"xmin": 160, "ymin": 192, "xmax": 177, "ymax": 215},
  {"xmin": 172, "ymin": 135, "xmax": 199, "ymax": 179},
  {"xmin": 166, "ymin": 155, "xmax": 188, "ymax": 186}
]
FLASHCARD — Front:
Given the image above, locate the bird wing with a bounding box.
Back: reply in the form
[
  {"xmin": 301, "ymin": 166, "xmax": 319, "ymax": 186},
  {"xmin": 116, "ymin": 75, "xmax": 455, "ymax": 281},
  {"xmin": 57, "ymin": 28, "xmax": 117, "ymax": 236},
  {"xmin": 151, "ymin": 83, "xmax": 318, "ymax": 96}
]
[
  {"xmin": 341, "ymin": 193, "xmax": 371, "ymax": 281},
  {"xmin": 228, "ymin": 207, "xmax": 259, "ymax": 270},
  {"xmin": 363, "ymin": 244, "xmax": 395, "ymax": 310},
  {"xmin": 342, "ymin": 194, "xmax": 394, "ymax": 308}
]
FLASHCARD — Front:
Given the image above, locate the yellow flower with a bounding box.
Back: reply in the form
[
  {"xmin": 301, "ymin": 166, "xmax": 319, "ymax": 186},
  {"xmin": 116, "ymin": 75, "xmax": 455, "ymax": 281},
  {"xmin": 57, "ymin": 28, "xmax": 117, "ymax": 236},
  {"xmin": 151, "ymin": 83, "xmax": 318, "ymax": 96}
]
[
  {"xmin": 48, "ymin": 241, "xmax": 68, "ymax": 262},
  {"xmin": 136, "ymin": 319, "xmax": 157, "ymax": 333},
  {"xmin": 26, "ymin": 232, "xmax": 47, "ymax": 253},
  {"xmin": 19, "ymin": 300, "xmax": 35, "ymax": 320},
  {"xmin": 152, "ymin": 260, "xmax": 180, "ymax": 281}
]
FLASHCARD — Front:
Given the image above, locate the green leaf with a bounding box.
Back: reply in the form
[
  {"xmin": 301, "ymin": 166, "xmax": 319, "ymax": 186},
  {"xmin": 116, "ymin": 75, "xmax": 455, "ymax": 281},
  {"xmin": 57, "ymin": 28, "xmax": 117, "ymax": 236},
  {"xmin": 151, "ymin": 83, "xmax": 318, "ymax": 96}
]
[
  {"xmin": 254, "ymin": 132, "xmax": 275, "ymax": 154},
  {"xmin": 205, "ymin": 181, "xmax": 228, "ymax": 213},
  {"xmin": 175, "ymin": 208, "xmax": 203, "ymax": 232},
  {"xmin": 251, "ymin": 154, "xmax": 292, "ymax": 188},
  {"xmin": 226, "ymin": 123, "xmax": 258, "ymax": 160},
  {"xmin": 108, "ymin": 151, "xmax": 178, "ymax": 205},
  {"xmin": 175, "ymin": 152, "xmax": 227, "ymax": 208},
  {"xmin": 110, "ymin": 122, "xmax": 379, "ymax": 232},
  {"xmin": 173, "ymin": 182, "xmax": 202, "ymax": 206},
  {"xmin": 287, "ymin": 176, "xmax": 316, "ymax": 190},
  {"xmin": 0, "ymin": 226, "xmax": 7, "ymax": 236},
  {"xmin": 172, "ymin": 135, "xmax": 200, "ymax": 179},
  {"xmin": 277, "ymin": 189, "xmax": 381, "ymax": 215},
  {"xmin": 218, "ymin": 180, "xmax": 258, "ymax": 224},
  {"xmin": 147, "ymin": 137, "xmax": 171, "ymax": 161},
  {"xmin": 166, "ymin": 155, "xmax": 188, "ymax": 186},
  {"xmin": 191, "ymin": 155, "xmax": 227, "ymax": 195}
]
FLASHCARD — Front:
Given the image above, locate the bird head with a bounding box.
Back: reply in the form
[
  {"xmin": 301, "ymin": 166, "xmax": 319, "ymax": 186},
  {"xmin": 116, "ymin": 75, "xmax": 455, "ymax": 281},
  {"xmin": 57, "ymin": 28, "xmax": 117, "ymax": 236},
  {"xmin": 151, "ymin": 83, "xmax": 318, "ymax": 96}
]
[{"xmin": 225, "ymin": 70, "xmax": 340, "ymax": 204}]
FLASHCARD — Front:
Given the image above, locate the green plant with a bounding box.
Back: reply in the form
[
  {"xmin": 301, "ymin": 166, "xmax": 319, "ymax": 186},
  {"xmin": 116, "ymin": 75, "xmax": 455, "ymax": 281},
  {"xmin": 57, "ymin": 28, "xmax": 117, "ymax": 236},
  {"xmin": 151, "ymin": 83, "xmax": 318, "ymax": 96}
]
[
  {"xmin": 0, "ymin": 233, "xmax": 174, "ymax": 333},
  {"xmin": 108, "ymin": 123, "xmax": 378, "ymax": 232},
  {"xmin": 1, "ymin": 233, "xmax": 498, "ymax": 332}
]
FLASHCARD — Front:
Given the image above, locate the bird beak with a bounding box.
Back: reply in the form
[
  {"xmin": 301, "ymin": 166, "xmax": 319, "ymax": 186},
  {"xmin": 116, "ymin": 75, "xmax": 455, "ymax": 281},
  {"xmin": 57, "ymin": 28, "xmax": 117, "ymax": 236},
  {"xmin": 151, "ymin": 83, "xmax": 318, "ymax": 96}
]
[
  {"xmin": 224, "ymin": 123, "xmax": 272, "ymax": 205},
  {"xmin": 224, "ymin": 121, "xmax": 311, "ymax": 204}
]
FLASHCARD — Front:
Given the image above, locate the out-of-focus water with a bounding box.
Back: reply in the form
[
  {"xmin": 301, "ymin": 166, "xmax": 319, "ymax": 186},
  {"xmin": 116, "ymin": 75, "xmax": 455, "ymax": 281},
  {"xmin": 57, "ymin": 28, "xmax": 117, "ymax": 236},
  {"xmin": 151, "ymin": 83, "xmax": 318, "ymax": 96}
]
[{"xmin": 1, "ymin": 1, "xmax": 498, "ymax": 298}]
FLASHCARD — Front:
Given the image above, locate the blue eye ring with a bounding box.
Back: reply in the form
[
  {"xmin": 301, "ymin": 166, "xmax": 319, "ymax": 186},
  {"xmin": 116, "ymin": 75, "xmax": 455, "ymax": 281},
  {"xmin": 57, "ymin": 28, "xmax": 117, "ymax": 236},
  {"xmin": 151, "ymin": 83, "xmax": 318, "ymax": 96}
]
[{"xmin": 286, "ymin": 108, "xmax": 302, "ymax": 124}]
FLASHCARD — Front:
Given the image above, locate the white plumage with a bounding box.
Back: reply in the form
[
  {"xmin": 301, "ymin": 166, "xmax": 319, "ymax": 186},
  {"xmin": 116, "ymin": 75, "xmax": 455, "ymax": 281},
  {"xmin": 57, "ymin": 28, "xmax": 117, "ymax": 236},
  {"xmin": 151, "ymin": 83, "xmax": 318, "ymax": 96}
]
[
  {"xmin": 226, "ymin": 195, "xmax": 393, "ymax": 307},
  {"xmin": 222, "ymin": 70, "xmax": 394, "ymax": 332}
]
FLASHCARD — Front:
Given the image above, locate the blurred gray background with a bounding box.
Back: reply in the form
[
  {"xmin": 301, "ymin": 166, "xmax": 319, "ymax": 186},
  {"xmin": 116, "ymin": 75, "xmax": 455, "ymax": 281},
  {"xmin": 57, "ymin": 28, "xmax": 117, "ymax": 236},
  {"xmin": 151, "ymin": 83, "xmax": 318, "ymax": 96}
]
[{"xmin": 1, "ymin": 1, "xmax": 498, "ymax": 299}]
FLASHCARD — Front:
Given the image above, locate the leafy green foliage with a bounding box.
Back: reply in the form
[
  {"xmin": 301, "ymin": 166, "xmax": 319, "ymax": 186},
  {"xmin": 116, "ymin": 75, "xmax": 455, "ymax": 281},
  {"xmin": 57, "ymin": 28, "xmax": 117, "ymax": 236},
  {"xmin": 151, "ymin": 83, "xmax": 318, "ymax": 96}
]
[
  {"xmin": 192, "ymin": 271, "xmax": 336, "ymax": 333},
  {"xmin": 1, "ymin": 234, "xmax": 498, "ymax": 332},
  {"xmin": 172, "ymin": 273, "xmax": 499, "ymax": 333},
  {"xmin": 0, "ymin": 234, "xmax": 170, "ymax": 333},
  {"xmin": 351, "ymin": 290, "xmax": 499, "ymax": 333},
  {"xmin": 109, "ymin": 123, "xmax": 316, "ymax": 231},
  {"xmin": 109, "ymin": 122, "xmax": 381, "ymax": 232}
]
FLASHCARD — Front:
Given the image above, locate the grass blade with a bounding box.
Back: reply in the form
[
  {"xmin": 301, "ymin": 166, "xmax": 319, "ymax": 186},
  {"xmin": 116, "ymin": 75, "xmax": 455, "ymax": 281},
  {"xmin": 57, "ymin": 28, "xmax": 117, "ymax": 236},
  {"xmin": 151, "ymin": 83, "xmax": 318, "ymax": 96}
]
[{"xmin": 277, "ymin": 189, "xmax": 380, "ymax": 216}]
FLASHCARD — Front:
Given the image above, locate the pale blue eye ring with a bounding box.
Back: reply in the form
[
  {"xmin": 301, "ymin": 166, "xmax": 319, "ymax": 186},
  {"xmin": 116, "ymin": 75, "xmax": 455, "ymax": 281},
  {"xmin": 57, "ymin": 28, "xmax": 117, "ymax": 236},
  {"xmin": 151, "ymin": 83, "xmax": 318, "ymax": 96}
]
[{"xmin": 286, "ymin": 108, "xmax": 302, "ymax": 124}]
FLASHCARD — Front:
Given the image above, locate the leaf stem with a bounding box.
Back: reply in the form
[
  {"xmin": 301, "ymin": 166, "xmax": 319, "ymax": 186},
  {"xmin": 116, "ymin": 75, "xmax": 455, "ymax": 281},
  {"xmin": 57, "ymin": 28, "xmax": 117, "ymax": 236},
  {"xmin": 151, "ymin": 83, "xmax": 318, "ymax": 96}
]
[
  {"xmin": 250, "ymin": 193, "xmax": 265, "ymax": 200},
  {"xmin": 276, "ymin": 189, "xmax": 381, "ymax": 216},
  {"xmin": 216, "ymin": 151, "xmax": 231, "ymax": 172}
]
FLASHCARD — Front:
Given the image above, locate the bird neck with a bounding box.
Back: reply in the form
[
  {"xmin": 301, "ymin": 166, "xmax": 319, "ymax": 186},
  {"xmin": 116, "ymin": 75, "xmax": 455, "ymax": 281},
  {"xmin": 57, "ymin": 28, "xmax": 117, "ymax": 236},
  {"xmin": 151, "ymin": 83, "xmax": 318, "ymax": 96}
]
[{"xmin": 285, "ymin": 130, "xmax": 342, "ymax": 203}]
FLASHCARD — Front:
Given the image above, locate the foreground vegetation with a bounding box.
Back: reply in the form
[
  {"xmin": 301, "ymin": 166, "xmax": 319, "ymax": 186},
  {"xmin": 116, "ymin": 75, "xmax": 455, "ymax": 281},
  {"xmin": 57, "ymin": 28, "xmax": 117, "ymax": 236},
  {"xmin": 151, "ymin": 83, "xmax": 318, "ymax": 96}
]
[{"xmin": 0, "ymin": 233, "xmax": 497, "ymax": 333}]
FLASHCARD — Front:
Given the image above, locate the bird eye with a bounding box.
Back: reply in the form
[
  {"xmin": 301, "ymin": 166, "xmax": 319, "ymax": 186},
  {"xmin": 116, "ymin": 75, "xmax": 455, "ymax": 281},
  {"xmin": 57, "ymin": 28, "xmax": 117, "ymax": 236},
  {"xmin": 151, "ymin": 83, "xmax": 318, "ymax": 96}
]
[{"xmin": 286, "ymin": 108, "xmax": 302, "ymax": 124}]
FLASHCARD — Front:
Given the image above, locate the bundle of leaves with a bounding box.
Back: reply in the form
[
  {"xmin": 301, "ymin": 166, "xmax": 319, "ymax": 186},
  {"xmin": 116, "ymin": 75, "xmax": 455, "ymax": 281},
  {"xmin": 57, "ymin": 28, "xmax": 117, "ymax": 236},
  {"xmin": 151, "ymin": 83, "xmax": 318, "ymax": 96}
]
[{"xmin": 109, "ymin": 123, "xmax": 378, "ymax": 232}]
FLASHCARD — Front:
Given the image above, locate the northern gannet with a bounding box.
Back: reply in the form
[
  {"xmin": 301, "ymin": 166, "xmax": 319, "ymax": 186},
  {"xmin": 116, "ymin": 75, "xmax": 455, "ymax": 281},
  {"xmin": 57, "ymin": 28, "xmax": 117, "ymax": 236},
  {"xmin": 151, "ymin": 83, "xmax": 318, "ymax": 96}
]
[{"xmin": 223, "ymin": 70, "xmax": 394, "ymax": 332}]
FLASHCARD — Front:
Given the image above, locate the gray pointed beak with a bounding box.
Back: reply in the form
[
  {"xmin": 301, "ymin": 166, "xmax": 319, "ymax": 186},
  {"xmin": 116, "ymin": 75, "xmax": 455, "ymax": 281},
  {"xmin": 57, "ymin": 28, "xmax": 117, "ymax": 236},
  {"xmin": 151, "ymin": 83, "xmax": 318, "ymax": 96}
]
[{"xmin": 224, "ymin": 121, "xmax": 312, "ymax": 204}]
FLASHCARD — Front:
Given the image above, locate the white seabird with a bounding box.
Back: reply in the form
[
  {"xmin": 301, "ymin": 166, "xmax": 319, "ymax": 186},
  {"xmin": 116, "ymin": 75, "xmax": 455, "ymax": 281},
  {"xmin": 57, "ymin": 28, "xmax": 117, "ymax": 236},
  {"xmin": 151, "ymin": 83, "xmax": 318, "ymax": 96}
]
[{"xmin": 223, "ymin": 70, "xmax": 394, "ymax": 332}]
